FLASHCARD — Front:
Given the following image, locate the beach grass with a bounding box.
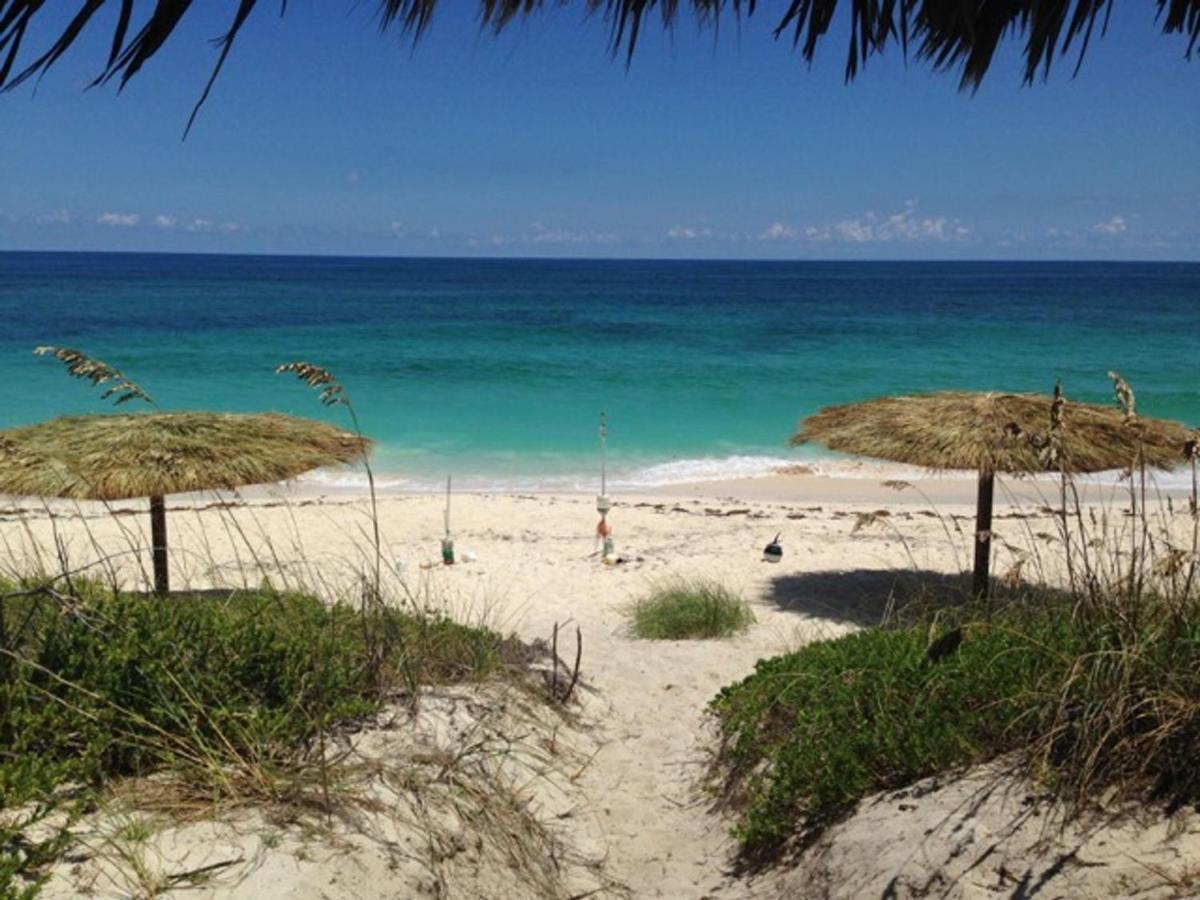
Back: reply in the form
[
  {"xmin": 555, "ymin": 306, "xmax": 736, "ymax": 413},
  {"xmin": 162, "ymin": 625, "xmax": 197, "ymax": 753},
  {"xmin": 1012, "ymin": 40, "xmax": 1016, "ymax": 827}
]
[
  {"xmin": 710, "ymin": 566, "xmax": 1200, "ymax": 863},
  {"xmin": 0, "ymin": 577, "xmax": 529, "ymax": 895},
  {"xmin": 0, "ymin": 580, "xmax": 515, "ymax": 806},
  {"xmin": 626, "ymin": 577, "xmax": 755, "ymax": 640}
]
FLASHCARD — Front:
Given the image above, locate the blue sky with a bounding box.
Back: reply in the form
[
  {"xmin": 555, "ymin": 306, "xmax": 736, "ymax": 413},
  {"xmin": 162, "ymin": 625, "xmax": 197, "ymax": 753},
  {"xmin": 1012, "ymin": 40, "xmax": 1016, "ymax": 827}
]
[{"xmin": 0, "ymin": 3, "xmax": 1196, "ymax": 260}]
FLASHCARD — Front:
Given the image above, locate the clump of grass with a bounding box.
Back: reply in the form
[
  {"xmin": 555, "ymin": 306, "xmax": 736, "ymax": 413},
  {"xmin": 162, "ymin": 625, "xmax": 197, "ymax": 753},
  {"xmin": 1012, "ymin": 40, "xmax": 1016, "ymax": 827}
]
[
  {"xmin": 708, "ymin": 600, "xmax": 1071, "ymax": 857},
  {"xmin": 0, "ymin": 575, "xmax": 531, "ymax": 896},
  {"xmin": 0, "ymin": 578, "xmax": 512, "ymax": 813},
  {"xmin": 626, "ymin": 578, "xmax": 755, "ymax": 640},
  {"xmin": 710, "ymin": 563, "xmax": 1200, "ymax": 863}
]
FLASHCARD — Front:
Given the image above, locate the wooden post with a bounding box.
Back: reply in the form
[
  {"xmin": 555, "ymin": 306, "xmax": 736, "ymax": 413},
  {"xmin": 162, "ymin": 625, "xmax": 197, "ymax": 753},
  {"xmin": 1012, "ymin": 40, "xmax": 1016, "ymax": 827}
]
[
  {"xmin": 973, "ymin": 469, "xmax": 994, "ymax": 598},
  {"xmin": 149, "ymin": 495, "xmax": 169, "ymax": 595}
]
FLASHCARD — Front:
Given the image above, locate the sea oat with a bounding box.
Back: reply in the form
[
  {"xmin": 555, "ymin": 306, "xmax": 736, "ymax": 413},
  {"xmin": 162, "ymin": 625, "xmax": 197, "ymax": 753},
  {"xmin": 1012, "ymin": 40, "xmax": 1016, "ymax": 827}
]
[
  {"xmin": 1108, "ymin": 370, "xmax": 1137, "ymax": 422},
  {"xmin": 275, "ymin": 362, "xmax": 347, "ymax": 407},
  {"xmin": 1154, "ymin": 546, "xmax": 1192, "ymax": 579},
  {"xmin": 34, "ymin": 346, "xmax": 154, "ymax": 406},
  {"xmin": 1033, "ymin": 380, "xmax": 1066, "ymax": 468},
  {"xmin": 1001, "ymin": 557, "xmax": 1026, "ymax": 590}
]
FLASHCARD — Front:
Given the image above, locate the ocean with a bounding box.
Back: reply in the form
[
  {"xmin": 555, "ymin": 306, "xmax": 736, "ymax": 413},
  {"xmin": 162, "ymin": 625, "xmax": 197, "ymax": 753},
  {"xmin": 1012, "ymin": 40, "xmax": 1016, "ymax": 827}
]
[{"xmin": 1, "ymin": 252, "xmax": 1197, "ymax": 491}]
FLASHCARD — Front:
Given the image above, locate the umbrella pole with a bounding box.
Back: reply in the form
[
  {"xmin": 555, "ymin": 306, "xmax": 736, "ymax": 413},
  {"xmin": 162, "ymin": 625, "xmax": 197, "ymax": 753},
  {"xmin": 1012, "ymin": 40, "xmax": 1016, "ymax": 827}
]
[
  {"xmin": 149, "ymin": 495, "xmax": 169, "ymax": 594},
  {"xmin": 972, "ymin": 469, "xmax": 994, "ymax": 598}
]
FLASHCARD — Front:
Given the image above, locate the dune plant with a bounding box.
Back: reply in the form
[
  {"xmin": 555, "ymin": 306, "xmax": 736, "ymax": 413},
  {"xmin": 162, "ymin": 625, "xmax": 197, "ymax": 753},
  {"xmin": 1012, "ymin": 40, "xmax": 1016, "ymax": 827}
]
[
  {"xmin": 0, "ymin": 579, "xmax": 510, "ymax": 809},
  {"xmin": 276, "ymin": 363, "xmax": 380, "ymax": 589},
  {"xmin": 711, "ymin": 374, "xmax": 1200, "ymax": 863},
  {"xmin": 626, "ymin": 577, "xmax": 755, "ymax": 640}
]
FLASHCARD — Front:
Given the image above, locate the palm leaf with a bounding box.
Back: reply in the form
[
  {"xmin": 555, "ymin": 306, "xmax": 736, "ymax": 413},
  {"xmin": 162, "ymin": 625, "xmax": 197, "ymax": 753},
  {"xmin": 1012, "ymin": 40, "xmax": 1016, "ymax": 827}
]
[{"xmin": 1, "ymin": 1, "xmax": 1196, "ymax": 132}]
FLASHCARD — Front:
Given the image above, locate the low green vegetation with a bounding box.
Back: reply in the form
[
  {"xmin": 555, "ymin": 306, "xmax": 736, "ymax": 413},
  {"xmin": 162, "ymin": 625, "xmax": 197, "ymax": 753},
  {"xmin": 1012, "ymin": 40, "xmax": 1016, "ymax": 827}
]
[
  {"xmin": 626, "ymin": 578, "xmax": 755, "ymax": 640},
  {"xmin": 709, "ymin": 588, "xmax": 1200, "ymax": 861},
  {"xmin": 1, "ymin": 580, "xmax": 509, "ymax": 807},
  {"xmin": 0, "ymin": 578, "xmax": 517, "ymax": 895}
]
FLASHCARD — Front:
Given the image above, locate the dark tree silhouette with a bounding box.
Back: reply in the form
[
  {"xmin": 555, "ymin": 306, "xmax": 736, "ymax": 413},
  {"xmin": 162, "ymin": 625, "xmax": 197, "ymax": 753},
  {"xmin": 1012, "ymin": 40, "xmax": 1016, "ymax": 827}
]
[{"xmin": 1, "ymin": 1, "xmax": 1197, "ymax": 134}]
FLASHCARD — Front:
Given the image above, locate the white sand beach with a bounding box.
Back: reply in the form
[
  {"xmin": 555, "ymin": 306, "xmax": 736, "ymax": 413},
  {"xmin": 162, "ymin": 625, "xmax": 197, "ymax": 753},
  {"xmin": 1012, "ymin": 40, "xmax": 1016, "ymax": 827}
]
[{"xmin": 7, "ymin": 473, "xmax": 1200, "ymax": 899}]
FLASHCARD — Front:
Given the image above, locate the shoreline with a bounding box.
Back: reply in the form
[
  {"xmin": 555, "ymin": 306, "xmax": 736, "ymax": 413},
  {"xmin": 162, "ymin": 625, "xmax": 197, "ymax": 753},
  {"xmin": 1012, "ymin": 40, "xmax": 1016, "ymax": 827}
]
[{"xmin": 3, "ymin": 468, "xmax": 1188, "ymax": 518}]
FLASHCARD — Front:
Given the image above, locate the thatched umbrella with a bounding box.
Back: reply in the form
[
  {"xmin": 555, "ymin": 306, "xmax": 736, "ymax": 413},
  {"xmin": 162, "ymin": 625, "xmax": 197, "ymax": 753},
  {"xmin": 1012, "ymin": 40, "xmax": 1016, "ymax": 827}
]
[
  {"xmin": 0, "ymin": 412, "xmax": 369, "ymax": 594},
  {"xmin": 792, "ymin": 390, "xmax": 1191, "ymax": 597}
]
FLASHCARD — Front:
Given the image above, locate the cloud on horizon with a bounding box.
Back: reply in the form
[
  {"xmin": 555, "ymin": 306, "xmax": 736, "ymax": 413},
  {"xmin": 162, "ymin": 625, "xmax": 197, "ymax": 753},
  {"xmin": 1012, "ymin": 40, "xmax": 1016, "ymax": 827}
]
[
  {"xmin": 1093, "ymin": 215, "xmax": 1128, "ymax": 235},
  {"xmin": 666, "ymin": 225, "xmax": 714, "ymax": 240},
  {"xmin": 96, "ymin": 212, "xmax": 140, "ymax": 227},
  {"xmin": 9, "ymin": 202, "xmax": 1193, "ymax": 260},
  {"xmin": 35, "ymin": 209, "xmax": 72, "ymax": 225}
]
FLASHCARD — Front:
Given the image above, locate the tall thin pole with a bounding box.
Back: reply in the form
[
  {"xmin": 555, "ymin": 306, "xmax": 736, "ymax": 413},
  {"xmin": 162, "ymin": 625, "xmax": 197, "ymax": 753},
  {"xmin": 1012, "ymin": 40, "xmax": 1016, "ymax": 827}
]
[
  {"xmin": 972, "ymin": 469, "xmax": 994, "ymax": 598},
  {"xmin": 441, "ymin": 475, "xmax": 455, "ymax": 565},
  {"xmin": 596, "ymin": 413, "xmax": 613, "ymax": 557},
  {"xmin": 149, "ymin": 494, "xmax": 169, "ymax": 594},
  {"xmin": 599, "ymin": 412, "xmax": 607, "ymax": 497}
]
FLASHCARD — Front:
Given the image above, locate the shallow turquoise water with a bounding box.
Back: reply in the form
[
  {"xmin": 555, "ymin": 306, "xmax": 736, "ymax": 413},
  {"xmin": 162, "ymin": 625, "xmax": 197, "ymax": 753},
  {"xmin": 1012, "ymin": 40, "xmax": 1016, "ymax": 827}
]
[{"xmin": 1, "ymin": 252, "xmax": 1197, "ymax": 489}]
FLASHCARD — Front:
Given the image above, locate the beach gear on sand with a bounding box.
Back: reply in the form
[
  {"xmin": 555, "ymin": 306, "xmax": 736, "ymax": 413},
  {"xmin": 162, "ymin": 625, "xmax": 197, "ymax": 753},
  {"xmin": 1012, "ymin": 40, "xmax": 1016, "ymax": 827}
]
[
  {"xmin": 596, "ymin": 412, "xmax": 614, "ymax": 558},
  {"xmin": 762, "ymin": 533, "xmax": 783, "ymax": 563},
  {"xmin": 441, "ymin": 475, "xmax": 455, "ymax": 565}
]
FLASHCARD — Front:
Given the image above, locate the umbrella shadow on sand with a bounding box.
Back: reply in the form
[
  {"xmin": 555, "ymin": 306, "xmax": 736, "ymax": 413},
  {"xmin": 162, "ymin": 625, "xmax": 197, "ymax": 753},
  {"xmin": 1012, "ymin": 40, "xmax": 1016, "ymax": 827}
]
[{"xmin": 765, "ymin": 568, "xmax": 975, "ymax": 628}]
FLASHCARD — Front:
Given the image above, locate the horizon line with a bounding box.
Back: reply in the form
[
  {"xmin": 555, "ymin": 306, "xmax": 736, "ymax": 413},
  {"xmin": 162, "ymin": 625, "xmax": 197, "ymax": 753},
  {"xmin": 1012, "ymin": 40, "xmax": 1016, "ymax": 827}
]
[{"xmin": 2, "ymin": 248, "xmax": 1198, "ymax": 266}]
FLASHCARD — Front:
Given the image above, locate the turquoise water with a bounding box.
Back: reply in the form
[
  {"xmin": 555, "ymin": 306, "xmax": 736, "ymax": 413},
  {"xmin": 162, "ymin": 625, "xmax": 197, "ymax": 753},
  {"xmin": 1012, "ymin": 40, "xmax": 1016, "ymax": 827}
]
[{"xmin": 1, "ymin": 252, "xmax": 1197, "ymax": 490}]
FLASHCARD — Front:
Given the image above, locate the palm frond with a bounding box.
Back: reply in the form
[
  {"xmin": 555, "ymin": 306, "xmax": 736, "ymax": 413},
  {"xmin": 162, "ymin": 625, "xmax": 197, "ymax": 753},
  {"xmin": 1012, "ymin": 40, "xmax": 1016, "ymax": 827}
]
[{"xmin": 1, "ymin": 0, "xmax": 1196, "ymax": 133}]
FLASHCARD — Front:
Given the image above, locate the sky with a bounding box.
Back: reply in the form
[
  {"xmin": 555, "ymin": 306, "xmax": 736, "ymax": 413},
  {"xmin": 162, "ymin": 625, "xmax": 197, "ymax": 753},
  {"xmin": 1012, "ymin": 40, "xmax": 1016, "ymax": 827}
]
[{"xmin": 0, "ymin": 2, "xmax": 1197, "ymax": 261}]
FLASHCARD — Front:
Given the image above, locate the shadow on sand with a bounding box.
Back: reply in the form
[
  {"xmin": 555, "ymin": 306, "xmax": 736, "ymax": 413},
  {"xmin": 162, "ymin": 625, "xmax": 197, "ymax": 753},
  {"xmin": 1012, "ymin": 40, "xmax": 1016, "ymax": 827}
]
[{"xmin": 766, "ymin": 568, "xmax": 975, "ymax": 628}]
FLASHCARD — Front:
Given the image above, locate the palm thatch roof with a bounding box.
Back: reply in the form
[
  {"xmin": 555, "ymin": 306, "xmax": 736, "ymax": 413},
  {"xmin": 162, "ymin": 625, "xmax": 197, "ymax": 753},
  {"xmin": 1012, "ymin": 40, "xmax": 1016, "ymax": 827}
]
[
  {"xmin": 2, "ymin": 1, "xmax": 1197, "ymax": 133},
  {"xmin": 0, "ymin": 412, "xmax": 369, "ymax": 501},
  {"xmin": 793, "ymin": 391, "xmax": 1192, "ymax": 475}
]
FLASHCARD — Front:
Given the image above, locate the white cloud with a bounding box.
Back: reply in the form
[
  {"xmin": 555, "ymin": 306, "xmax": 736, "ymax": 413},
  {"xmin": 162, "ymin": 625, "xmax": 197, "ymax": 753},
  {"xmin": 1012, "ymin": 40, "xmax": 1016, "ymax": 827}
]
[
  {"xmin": 35, "ymin": 209, "xmax": 72, "ymax": 225},
  {"xmin": 831, "ymin": 207, "xmax": 967, "ymax": 243},
  {"xmin": 219, "ymin": 221, "xmax": 242, "ymax": 232},
  {"xmin": 758, "ymin": 222, "xmax": 797, "ymax": 241},
  {"xmin": 751, "ymin": 205, "xmax": 970, "ymax": 246},
  {"xmin": 667, "ymin": 225, "xmax": 713, "ymax": 240},
  {"xmin": 97, "ymin": 212, "xmax": 139, "ymax": 227},
  {"xmin": 153, "ymin": 215, "xmax": 177, "ymax": 228},
  {"xmin": 429, "ymin": 226, "xmax": 440, "ymax": 239},
  {"xmin": 186, "ymin": 218, "xmax": 214, "ymax": 232},
  {"xmin": 389, "ymin": 220, "xmax": 406, "ymax": 238},
  {"xmin": 1093, "ymin": 215, "xmax": 1128, "ymax": 236},
  {"xmin": 526, "ymin": 223, "xmax": 618, "ymax": 245},
  {"xmin": 1045, "ymin": 226, "xmax": 1081, "ymax": 243}
]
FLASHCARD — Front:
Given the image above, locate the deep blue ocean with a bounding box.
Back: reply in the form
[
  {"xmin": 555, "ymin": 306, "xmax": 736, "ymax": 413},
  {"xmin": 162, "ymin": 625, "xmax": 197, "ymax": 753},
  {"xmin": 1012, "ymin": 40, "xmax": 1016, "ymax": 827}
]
[{"xmin": 1, "ymin": 252, "xmax": 1197, "ymax": 490}]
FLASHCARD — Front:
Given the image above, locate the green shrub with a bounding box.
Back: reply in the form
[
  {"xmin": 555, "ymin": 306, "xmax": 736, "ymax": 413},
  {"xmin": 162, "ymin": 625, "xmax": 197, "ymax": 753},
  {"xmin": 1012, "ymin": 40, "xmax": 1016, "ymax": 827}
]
[
  {"xmin": 626, "ymin": 578, "xmax": 755, "ymax": 640},
  {"xmin": 709, "ymin": 594, "xmax": 1200, "ymax": 860},
  {"xmin": 0, "ymin": 581, "xmax": 508, "ymax": 810}
]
